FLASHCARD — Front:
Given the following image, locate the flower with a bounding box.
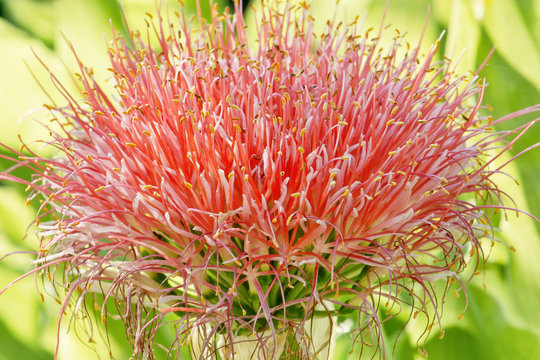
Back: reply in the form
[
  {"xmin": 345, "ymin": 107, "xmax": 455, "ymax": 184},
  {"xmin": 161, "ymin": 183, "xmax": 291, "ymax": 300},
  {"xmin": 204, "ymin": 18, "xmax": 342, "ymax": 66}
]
[{"xmin": 1, "ymin": 0, "xmax": 538, "ymax": 359}]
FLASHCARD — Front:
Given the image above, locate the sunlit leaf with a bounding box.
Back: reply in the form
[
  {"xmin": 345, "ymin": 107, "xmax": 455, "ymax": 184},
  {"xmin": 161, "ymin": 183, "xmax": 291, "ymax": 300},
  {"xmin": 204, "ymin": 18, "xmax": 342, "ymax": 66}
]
[
  {"xmin": 443, "ymin": 0, "xmax": 480, "ymax": 74},
  {"xmin": 496, "ymin": 161, "xmax": 540, "ymax": 332},
  {"xmin": 1, "ymin": 0, "xmax": 55, "ymax": 47},
  {"xmin": 54, "ymin": 0, "xmax": 126, "ymax": 86},
  {"xmin": 0, "ymin": 18, "xmax": 64, "ymax": 149},
  {"xmin": 482, "ymin": 0, "xmax": 540, "ymax": 93}
]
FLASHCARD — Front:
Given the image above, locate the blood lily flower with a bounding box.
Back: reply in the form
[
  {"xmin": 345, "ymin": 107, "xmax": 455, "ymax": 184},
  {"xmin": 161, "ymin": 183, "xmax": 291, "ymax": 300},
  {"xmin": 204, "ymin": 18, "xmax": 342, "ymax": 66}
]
[{"xmin": 1, "ymin": 0, "xmax": 539, "ymax": 359}]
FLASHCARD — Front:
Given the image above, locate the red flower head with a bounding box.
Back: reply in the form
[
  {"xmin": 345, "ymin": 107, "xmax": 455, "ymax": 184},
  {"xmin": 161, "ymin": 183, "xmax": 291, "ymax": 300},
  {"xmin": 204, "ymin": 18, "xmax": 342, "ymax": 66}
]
[{"xmin": 1, "ymin": 1, "xmax": 538, "ymax": 359}]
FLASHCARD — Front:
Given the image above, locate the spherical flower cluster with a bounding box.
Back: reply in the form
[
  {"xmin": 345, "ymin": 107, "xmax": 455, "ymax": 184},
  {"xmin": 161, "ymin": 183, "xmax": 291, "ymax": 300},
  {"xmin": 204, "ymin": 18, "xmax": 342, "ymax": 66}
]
[{"xmin": 1, "ymin": 1, "xmax": 538, "ymax": 359}]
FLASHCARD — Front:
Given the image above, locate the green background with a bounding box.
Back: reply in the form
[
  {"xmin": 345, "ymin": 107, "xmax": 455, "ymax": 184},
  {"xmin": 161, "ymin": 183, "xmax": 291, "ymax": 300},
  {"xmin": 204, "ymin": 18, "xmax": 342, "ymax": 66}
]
[{"xmin": 0, "ymin": 0, "xmax": 539, "ymax": 359}]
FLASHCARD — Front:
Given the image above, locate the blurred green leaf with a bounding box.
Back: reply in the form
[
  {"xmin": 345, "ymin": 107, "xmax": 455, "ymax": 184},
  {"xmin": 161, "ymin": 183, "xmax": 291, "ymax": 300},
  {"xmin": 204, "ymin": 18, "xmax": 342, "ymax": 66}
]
[
  {"xmin": 444, "ymin": 0, "xmax": 480, "ymax": 74},
  {"xmin": 475, "ymin": 31, "xmax": 540, "ymax": 233},
  {"xmin": 1, "ymin": 0, "xmax": 55, "ymax": 47},
  {"xmin": 0, "ymin": 318, "xmax": 52, "ymax": 360},
  {"xmin": 0, "ymin": 186, "xmax": 38, "ymax": 251},
  {"xmin": 425, "ymin": 327, "xmax": 489, "ymax": 359},
  {"xmin": 55, "ymin": 0, "xmax": 126, "ymax": 86},
  {"xmin": 497, "ymin": 163, "xmax": 540, "ymax": 336},
  {"xmin": 482, "ymin": 0, "xmax": 540, "ymax": 92},
  {"xmin": 426, "ymin": 285, "xmax": 540, "ymax": 360},
  {"xmin": 0, "ymin": 18, "xmax": 64, "ymax": 150}
]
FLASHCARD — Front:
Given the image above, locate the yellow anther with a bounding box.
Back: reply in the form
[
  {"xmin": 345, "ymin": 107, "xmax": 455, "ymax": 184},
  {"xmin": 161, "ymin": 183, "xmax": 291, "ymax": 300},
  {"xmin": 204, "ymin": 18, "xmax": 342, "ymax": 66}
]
[{"xmin": 286, "ymin": 214, "xmax": 294, "ymax": 226}]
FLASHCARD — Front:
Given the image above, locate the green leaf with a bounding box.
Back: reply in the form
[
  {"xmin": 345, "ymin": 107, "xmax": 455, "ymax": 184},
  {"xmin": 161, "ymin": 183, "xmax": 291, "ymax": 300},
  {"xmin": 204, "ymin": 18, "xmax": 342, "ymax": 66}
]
[
  {"xmin": 0, "ymin": 186, "xmax": 39, "ymax": 252},
  {"xmin": 474, "ymin": 25, "xmax": 540, "ymax": 233},
  {"xmin": 54, "ymin": 0, "xmax": 126, "ymax": 86},
  {"xmin": 496, "ymin": 160, "xmax": 540, "ymax": 335},
  {"xmin": 425, "ymin": 327, "xmax": 489, "ymax": 359},
  {"xmin": 443, "ymin": 0, "xmax": 481, "ymax": 74},
  {"xmin": 0, "ymin": 318, "xmax": 52, "ymax": 360},
  {"xmin": 482, "ymin": 0, "xmax": 540, "ymax": 93},
  {"xmin": 0, "ymin": 18, "xmax": 64, "ymax": 150},
  {"xmin": 425, "ymin": 285, "xmax": 540, "ymax": 360},
  {"xmin": 1, "ymin": 0, "xmax": 55, "ymax": 47}
]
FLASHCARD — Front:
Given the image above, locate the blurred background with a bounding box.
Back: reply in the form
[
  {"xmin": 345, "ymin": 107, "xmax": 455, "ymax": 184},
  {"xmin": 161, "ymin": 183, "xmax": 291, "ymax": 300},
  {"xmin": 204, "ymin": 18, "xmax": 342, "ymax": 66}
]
[{"xmin": 0, "ymin": 0, "xmax": 539, "ymax": 359}]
